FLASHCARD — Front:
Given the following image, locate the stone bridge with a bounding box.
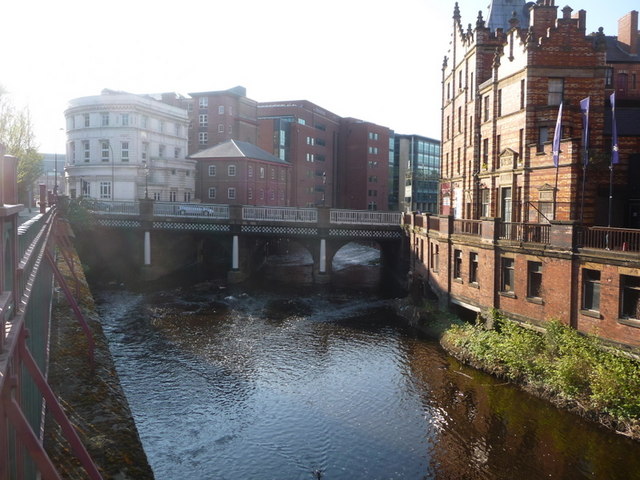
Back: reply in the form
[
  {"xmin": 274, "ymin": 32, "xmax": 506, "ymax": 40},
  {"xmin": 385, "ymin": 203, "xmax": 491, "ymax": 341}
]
[{"xmin": 78, "ymin": 199, "xmax": 407, "ymax": 285}]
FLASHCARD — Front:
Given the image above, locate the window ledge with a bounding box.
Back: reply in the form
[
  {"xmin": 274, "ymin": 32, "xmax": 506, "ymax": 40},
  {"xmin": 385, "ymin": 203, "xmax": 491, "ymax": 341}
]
[
  {"xmin": 618, "ymin": 317, "xmax": 640, "ymax": 329},
  {"xmin": 470, "ymin": 282, "xmax": 480, "ymax": 289},
  {"xmin": 453, "ymin": 278, "xmax": 463, "ymax": 284},
  {"xmin": 580, "ymin": 309, "xmax": 602, "ymax": 319},
  {"xmin": 499, "ymin": 291, "xmax": 516, "ymax": 299},
  {"xmin": 526, "ymin": 297, "xmax": 544, "ymax": 305}
]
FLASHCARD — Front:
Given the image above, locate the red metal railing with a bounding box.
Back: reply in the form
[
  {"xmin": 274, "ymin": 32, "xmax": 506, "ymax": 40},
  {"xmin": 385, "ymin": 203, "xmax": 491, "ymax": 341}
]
[
  {"xmin": 578, "ymin": 226, "xmax": 640, "ymax": 252},
  {"xmin": 498, "ymin": 222, "xmax": 551, "ymax": 244},
  {"xmin": 1, "ymin": 208, "xmax": 103, "ymax": 479},
  {"xmin": 453, "ymin": 219, "xmax": 482, "ymax": 236}
]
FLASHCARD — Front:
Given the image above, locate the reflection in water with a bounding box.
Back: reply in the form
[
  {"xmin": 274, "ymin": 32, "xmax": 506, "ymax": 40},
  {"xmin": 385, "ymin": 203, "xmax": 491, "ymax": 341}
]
[{"xmin": 96, "ymin": 283, "xmax": 640, "ymax": 480}]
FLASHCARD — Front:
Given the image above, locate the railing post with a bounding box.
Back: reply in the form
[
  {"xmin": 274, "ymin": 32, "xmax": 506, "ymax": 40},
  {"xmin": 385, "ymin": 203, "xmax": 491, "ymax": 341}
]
[{"xmin": 481, "ymin": 217, "xmax": 499, "ymax": 243}]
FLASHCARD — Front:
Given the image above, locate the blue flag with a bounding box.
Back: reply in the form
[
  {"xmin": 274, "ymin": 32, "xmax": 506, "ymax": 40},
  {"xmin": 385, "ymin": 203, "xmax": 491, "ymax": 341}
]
[
  {"xmin": 580, "ymin": 97, "xmax": 590, "ymax": 166},
  {"xmin": 552, "ymin": 102, "xmax": 563, "ymax": 167},
  {"xmin": 610, "ymin": 93, "xmax": 619, "ymax": 165}
]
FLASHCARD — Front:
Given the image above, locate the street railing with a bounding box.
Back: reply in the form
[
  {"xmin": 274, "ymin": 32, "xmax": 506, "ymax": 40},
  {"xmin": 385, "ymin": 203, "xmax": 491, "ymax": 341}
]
[
  {"xmin": 243, "ymin": 206, "xmax": 318, "ymax": 223},
  {"xmin": 330, "ymin": 210, "xmax": 402, "ymax": 225}
]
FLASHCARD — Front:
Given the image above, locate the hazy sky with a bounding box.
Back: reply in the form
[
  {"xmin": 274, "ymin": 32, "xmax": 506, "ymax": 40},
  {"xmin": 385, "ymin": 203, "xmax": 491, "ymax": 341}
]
[{"xmin": 3, "ymin": 0, "xmax": 636, "ymax": 153}]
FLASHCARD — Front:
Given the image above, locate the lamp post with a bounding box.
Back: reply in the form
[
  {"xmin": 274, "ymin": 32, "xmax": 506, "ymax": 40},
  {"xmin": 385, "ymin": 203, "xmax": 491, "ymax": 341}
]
[{"xmin": 142, "ymin": 160, "xmax": 150, "ymax": 199}]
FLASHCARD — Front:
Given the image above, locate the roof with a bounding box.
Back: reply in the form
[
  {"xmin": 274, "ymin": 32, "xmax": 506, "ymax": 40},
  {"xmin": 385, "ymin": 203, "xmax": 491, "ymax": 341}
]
[
  {"xmin": 486, "ymin": 0, "xmax": 532, "ymax": 31},
  {"xmin": 189, "ymin": 140, "xmax": 290, "ymax": 164},
  {"xmin": 604, "ymin": 36, "xmax": 640, "ymax": 63}
]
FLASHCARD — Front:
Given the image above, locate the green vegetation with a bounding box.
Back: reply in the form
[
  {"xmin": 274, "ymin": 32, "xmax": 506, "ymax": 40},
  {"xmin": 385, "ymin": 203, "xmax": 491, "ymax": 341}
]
[{"xmin": 441, "ymin": 310, "xmax": 640, "ymax": 435}]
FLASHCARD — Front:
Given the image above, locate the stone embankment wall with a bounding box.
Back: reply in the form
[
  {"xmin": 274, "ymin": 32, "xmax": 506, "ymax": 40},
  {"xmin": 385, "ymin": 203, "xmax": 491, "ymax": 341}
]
[{"xmin": 44, "ymin": 244, "xmax": 154, "ymax": 479}]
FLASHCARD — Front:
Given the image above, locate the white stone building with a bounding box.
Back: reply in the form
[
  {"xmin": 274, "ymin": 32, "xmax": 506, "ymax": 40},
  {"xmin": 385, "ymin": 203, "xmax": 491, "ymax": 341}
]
[{"xmin": 64, "ymin": 89, "xmax": 196, "ymax": 202}]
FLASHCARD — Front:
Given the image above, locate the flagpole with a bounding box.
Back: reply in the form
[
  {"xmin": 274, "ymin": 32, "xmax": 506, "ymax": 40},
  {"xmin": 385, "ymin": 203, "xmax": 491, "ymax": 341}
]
[
  {"xmin": 552, "ymin": 102, "xmax": 563, "ymax": 220},
  {"xmin": 579, "ymin": 97, "xmax": 590, "ymax": 225}
]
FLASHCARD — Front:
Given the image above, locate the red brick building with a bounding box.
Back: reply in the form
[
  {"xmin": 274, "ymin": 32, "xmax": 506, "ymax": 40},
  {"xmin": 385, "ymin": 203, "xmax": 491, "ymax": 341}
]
[
  {"xmin": 408, "ymin": 1, "xmax": 640, "ymax": 348},
  {"xmin": 191, "ymin": 139, "xmax": 291, "ymax": 206}
]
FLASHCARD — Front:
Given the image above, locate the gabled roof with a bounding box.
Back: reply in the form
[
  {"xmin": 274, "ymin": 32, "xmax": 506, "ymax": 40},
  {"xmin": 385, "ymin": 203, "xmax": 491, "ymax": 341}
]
[
  {"xmin": 189, "ymin": 139, "xmax": 289, "ymax": 164},
  {"xmin": 486, "ymin": 0, "xmax": 532, "ymax": 31},
  {"xmin": 604, "ymin": 36, "xmax": 640, "ymax": 63}
]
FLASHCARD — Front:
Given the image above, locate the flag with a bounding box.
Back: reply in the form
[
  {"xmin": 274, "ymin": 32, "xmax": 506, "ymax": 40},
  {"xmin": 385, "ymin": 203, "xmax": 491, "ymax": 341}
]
[
  {"xmin": 580, "ymin": 97, "xmax": 590, "ymax": 166},
  {"xmin": 552, "ymin": 102, "xmax": 563, "ymax": 167},
  {"xmin": 610, "ymin": 92, "xmax": 619, "ymax": 165}
]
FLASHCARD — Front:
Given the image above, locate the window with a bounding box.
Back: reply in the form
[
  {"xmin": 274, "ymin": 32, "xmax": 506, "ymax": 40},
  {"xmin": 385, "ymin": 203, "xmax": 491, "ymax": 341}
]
[
  {"xmin": 99, "ymin": 181, "xmax": 112, "ymax": 199},
  {"xmin": 208, "ymin": 165, "xmax": 216, "ymax": 176},
  {"xmin": 141, "ymin": 116, "xmax": 148, "ymax": 128},
  {"xmin": 218, "ymin": 105, "xmax": 224, "ymax": 114},
  {"xmin": 431, "ymin": 243, "xmax": 439, "ymax": 272},
  {"xmin": 175, "ymin": 123, "xmax": 180, "ymax": 136},
  {"xmin": 306, "ymin": 153, "xmax": 314, "ymax": 162},
  {"xmin": 248, "ymin": 188, "xmax": 253, "ymax": 200},
  {"xmin": 271, "ymin": 168, "xmax": 275, "ymax": 180},
  {"xmin": 248, "ymin": 165, "xmax": 253, "ymax": 177},
  {"xmin": 199, "ymin": 97, "xmax": 208, "ymax": 108},
  {"xmin": 81, "ymin": 179, "xmax": 90, "ymax": 196},
  {"xmin": 538, "ymin": 126, "xmax": 549, "ymax": 152},
  {"xmin": 83, "ymin": 141, "xmax": 90, "ymax": 162},
  {"xmin": 369, "ymin": 146, "xmax": 379, "ymax": 154},
  {"xmin": 101, "ymin": 113, "xmax": 109, "ymax": 126},
  {"xmin": 184, "ymin": 192, "xmax": 191, "ymax": 202},
  {"xmin": 199, "ymin": 132, "xmax": 208, "ymax": 145},
  {"xmin": 481, "ymin": 189, "xmax": 490, "ymax": 217},
  {"xmin": 548, "ymin": 78, "xmax": 564, "ymax": 106},
  {"xmin": 101, "ymin": 141, "xmax": 110, "ymax": 162},
  {"xmin": 497, "ymin": 89, "xmax": 502, "ymax": 117},
  {"xmin": 605, "ymin": 68, "xmax": 614, "ymax": 88},
  {"xmin": 228, "ymin": 187, "xmax": 236, "ymax": 200},
  {"xmin": 208, "ymin": 187, "xmax": 216, "ymax": 199},
  {"xmin": 159, "ymin": 145, "xmax": 165, "ymax": 158},
  {"xmin": 69, "ymin": 142, "xmax": 76, "ymax": 164},
  {"xmin": 228, "ymin": 165, "xmax": 236, "ymax": 176},
  {"xmin": 218, "ymin": 124, "xmax": 224, "ymax": 133},
  {"xmin": 174, "ymin": 147, "xmax": 181, "ymax": 159},
  {"xmin": 368, "ymin": 132, "xmax": 379, "ymax": 140},
  {"xmin": 501, "ymin": 257, "xmax": 515, "ymax": 293},
  {"xmin": 169, "ymin": 191, "xmax": 177, "ymax": 202},
  {"xmin": 122, "ymin": 114, "xmax": 129, "ymax": 126},
  {"xmin": 527, "ymin": 261, "xmax": 543, "ymax": 299},
  {"xmin": 453, "ymin": 249, "xmax": 463, "ymax": 280},
  {"xmin": 199, "ymin": 114, "xmax": 208, "ymax": 127},
  {"xmin": 470, "ymin": 252, "xmax": 479, "ymax": 284},
  {"xmin": 84, "ymin": 114, "xmax": 90, "ymax": 127},
  {"xmin": 259, "ymin": 167, "xmax": 265, "ymax": 179},
  {"xmin": 121, "ymin": 142, "xmax": 129, "ymax": 162},
  {"xmin": 582, "ymin": 269, "xmax": 601, "ymax": 312},
  {"xmin": 483, "ymin": 95, "xmax": 490, "ymax": 121},
  {"xmin": 142, "ymin": 142, "xmax": 149, "ymax": 160},
  {"xmin": 621, "ymin": 275, "xmax": 640, "ymax": 320},
  {"xmin": 520, "ymin": 79, "xmax": 526, "ymax": 109}
]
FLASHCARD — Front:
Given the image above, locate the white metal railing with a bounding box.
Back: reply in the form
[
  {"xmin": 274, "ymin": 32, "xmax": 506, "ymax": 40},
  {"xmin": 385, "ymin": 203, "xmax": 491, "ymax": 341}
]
[
  {"xmin": 82, "ymin": 200, "xmax": 139, "ymax": 215},
  {"xmin": 242, "ymin": 206, "xmax": 318, "ymax": 223},
  {"xmin": 330, "ymin": 210, "xmax": 402, "ymax": 226},
  {"xmin": 154, "ymin": 202, "xmax": 230, "ymax": 219}
]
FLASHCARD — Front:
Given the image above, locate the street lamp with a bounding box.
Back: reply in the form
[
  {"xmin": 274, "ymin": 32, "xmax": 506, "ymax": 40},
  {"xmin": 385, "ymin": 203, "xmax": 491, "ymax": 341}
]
[{"xmin": 141, "ymin": 160, "xmax": 150, "ymax": 199}]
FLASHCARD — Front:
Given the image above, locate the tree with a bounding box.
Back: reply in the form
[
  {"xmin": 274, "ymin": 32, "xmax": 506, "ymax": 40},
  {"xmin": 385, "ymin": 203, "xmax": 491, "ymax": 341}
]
[{"xmin": 0, "ymin": 86, "xmax": 43, "ymax": 203}]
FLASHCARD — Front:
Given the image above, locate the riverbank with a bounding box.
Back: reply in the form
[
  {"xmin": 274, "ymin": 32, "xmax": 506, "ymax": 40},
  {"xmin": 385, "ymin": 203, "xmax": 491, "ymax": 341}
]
[
  {"xmin": 44, "ymin": 238, "xmax": 154, "ymax": 479},
  {"xmin": 394, "ymin": 296, "xmax": 640, "ymax": 442}
]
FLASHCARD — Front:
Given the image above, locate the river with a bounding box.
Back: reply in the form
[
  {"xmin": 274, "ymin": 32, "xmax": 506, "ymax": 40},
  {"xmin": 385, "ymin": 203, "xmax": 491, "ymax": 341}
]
[{"xmin": 94, "ymin": 245, "xmax": 640, "ymax": 480}]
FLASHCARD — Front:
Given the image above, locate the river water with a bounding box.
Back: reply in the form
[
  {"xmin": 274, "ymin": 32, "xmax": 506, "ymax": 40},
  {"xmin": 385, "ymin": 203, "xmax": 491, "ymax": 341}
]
[{"xmin": 95, "ymin": 246, "xmax": 640, "ymax": 480}]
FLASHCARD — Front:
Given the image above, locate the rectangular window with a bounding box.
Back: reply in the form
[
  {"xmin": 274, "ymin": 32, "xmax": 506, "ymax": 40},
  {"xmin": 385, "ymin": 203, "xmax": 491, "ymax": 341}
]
[
  {"xmin": 99, "ymin": 181, "xmax": 112, "ymax": 199},
  {"xmin": 470, "ymin": 252, "xmax": 479, "ymax": 284},
  {"xmin": 121, "ymin": 141, "xmax": 129, "ymax": 161},
  {"xmin": 582, "ymin": 269, "xmax": 601, "ymax": 312},
  {"xmin": 431, "ymin": 243, "xmax": 439, "ymax": 272},
  {"xmin": 142, "ymin": 116, "xmax": 148, "ymax": 128},
  {"xmin": 199, "ymin": 97, "xmax": 208, "ymax": 108},
  {"xmin": 218, "ymin": 124, "xmax": 224, "ymax": 133},
  {"xmin": 142, "ymin": 142, "xmax": 148, "ymax": 160},
  {"xmin": 174, "ymin": 147, "xmax": 180, "ymax": 159},
  {"xmin": 497, "ymin": 89, "xmax": 502, "ymax": 117},
  {"xmin": 169, "ymin": 191, "xmax": 177, "ymax": 202},
  {"xmin": 259, "ymin": 167, "xmax": 265, "ymax": 179},
  {"xmin": 199, "ymin": 114, "xmax": 208, "ymax": 127},
  {"xmin": 501, "ymin": 257, "xmax": 515, "ymax": 293},
  {"xmin": 101, "ymin": 141, "xmax": 110, "ymax": 162},
  {"xmin": 484, "ymin": 95, "xmax": 490, "ymax": 121},
  {"xmin": 621, "ymin": 275, "xmax": 640, "ymax": 320},
  {"xmin": 453, "ymin": 249, "xmax": 463, "ymax": 280},
  {"xmin": 248, "ymin": 188, "xmax": 253, "ymax": 200},
  {"xmin": 208, "ymin": 187, "xmax": 216, "ymax": 199},
  {"xmin": 199, "ymin": 132, "xmax": 208, "ymax": 145},
  {"xmin": 208, "ymin": 165, "xmax": 216, "ymax": 176},
  {"xmin": 527, "ymin": 261, "xmax": 543, "ymax": 299},
  {"xmin": 122, "ymin": 114, "xmax": 129, "ymax": 126},
  {"xmin": 83, "ymin": 141, "xmax": 90, "ymax": 162},
  {"xmin": 520, "ymin": 79, "xmax": 526, "ymax": 109},
  {"xmin": 159, "ymin": 145, "xmax": 165, "ymax": 158},
  {"xmin": 605, "ymin": 68, "xmax": 614, "ymax": 88},
  {"xmin": 84, "ymin": 114, "xmax": 90, "ymax": 127},
  {"xmin": 228, "ymin": 165, "xmax": 236, "ymax": 176},
  {"xmin": 538, "ymin": 126, "xmax": 549, "ymax": 152},
  {"xmin": 368, "ymin": 146, "xmax": 378, "ymax": 154},
  {"xmin": 548, "ymin": 78, "xmax": 564, "ymax": 106},
  {"xmin": 218, "ymin": 105, "xmax": 224, "ymax": 114},
  {"xmin": 228, "ymin": 187, "xmax": 236, "ymax": 200},
  {"xmin": 481, "ymin": 189, "xmax": 490, "ymax": 217},
  {"xmin": 101, "ymin": 113, "xmax": 109, "ymax": 126}
]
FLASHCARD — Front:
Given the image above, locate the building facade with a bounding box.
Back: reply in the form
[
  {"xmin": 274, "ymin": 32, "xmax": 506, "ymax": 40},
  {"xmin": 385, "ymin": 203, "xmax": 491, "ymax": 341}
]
[
  {"xmin": 191, "ymin": 139, "xmax": 291, "ymax": 206},
  {"xmin": 65, "ymin": 89, "xmax": 195, "ymax": 202},
  {"xmin": 394, "ymin": 134, "xmax": 440, "ymax": 213},
  {"xmin": 185, "ymin": 86, "xmax": 258, "ymax": 155},
  {"xmin": 408, "ymin": 1, "xmax": 640, "ymax": 348}
]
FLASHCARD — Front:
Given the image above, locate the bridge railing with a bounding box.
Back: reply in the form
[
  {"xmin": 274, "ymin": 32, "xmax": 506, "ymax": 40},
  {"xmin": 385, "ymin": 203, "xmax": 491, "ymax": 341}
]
[
  {"xmin": 330, "ymin": 210, "xmax": 402, "ymax": 225},
  {"xmin": 154, "ymin": 202, "xmax": 230, "ymax": 219},
  {"xmin": 81, "ymin": 199, "xmax": 139, "ymax": 215},
  {"xmin": 243, "ymin": 206, "xmax": 318, "ymax": 223}
]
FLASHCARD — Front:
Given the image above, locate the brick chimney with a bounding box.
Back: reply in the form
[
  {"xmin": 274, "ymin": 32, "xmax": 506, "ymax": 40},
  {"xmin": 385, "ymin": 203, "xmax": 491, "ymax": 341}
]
[{"xmin": 618, "ymin": 10, "xmax": 639, "ymax": 55}]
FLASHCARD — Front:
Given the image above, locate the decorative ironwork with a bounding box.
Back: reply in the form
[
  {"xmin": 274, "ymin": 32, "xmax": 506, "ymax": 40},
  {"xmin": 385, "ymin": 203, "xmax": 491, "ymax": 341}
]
[
  {"xmin": 154, "ymin": 222, "xmax": 231, "ymax": 232},
  {"xmin": 329, "ymin": 229, "xmax": 403, "ymax": 239},
  {"xmin": 242, "ymin": 225, "xmax": 319, "ymax": 236}
]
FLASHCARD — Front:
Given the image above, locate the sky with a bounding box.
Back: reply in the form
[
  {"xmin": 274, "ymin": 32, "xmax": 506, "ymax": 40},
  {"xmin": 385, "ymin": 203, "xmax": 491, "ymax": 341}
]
[{"xmin": 2, "ymin": 0, "xmax": 637, "ymax": 154}]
